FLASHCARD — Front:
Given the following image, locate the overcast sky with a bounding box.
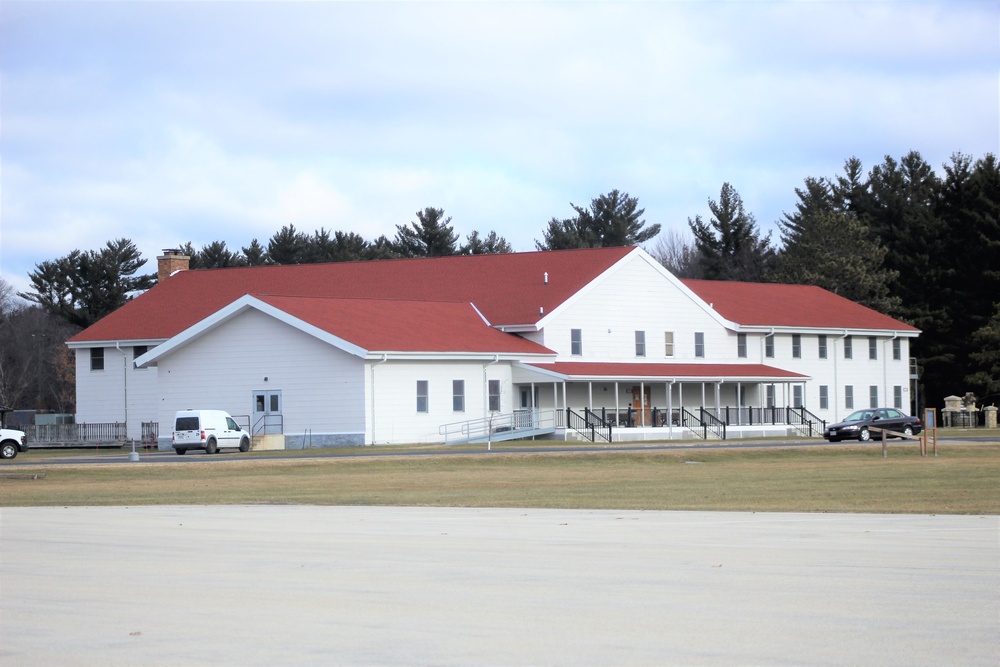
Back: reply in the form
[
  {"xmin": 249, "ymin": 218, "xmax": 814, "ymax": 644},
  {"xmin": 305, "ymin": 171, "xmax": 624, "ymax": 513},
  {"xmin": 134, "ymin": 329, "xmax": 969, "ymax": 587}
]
[{"xmin": 2, "ymin": 0, "xmax": 997, "ymax": 297}]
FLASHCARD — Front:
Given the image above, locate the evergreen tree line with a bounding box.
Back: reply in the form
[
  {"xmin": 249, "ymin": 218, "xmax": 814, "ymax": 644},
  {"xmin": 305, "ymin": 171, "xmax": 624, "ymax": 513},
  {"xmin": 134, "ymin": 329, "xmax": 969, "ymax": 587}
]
[{"xmin": 10, "ymin": 152, "xmax": 1000, "ymax": 413}]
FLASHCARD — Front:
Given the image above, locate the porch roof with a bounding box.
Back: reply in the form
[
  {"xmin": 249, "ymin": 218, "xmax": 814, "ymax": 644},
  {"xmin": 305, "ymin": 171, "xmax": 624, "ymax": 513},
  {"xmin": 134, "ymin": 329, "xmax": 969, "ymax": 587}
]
[{"xmin": 518, "ymin": 361, "xmax": 809, "ymax": 382}]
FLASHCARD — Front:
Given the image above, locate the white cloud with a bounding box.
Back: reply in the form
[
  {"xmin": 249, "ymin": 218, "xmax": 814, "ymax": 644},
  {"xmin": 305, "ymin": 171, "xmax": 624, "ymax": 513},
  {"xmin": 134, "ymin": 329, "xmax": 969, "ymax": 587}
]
[{"xmin": 2, "ymin": 0, "xmax": 997, "ymax": 298}]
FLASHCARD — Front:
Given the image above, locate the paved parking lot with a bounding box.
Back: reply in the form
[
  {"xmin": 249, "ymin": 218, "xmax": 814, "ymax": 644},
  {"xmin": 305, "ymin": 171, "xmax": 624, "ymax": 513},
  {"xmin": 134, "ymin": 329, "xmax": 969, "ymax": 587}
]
[{"xmin": 1, "ymin": 506, "xmax": 997, "ymax": 666}]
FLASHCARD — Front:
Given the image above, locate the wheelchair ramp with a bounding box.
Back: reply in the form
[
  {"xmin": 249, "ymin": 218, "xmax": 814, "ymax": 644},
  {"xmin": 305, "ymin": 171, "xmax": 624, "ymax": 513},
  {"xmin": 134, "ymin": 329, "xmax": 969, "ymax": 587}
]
[{"xmin": 440, "ymin": 410, "xmax": 558, "ymax": 445}]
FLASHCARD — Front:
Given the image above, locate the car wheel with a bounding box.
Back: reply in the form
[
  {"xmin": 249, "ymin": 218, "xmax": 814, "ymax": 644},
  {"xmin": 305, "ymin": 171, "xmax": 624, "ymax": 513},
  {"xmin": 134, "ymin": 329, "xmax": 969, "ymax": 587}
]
[
  {"xmin": 205, "ymin": 438, "xmax": 218, "ymax": 455},
  {"xmin": 859, "ymin": 427, "xmax": 871, "ymax": 442},
  {"xmin": 175, "ymin": 448, "xmax": 186, "ymax": 455},
  {"xmin": 1, "ymin": 442, "xmax": 17, "ymax": 459},
  {"xmin": 827, "ymin": 437, "xmax": 840, "ymax": 443},
  {"xmin": 903, "ymin": 425, "xmax": 914, "ymax": 437},
  {"xmin": 239, "ymin": 437, "xmax": 250, "ymax": 453}
]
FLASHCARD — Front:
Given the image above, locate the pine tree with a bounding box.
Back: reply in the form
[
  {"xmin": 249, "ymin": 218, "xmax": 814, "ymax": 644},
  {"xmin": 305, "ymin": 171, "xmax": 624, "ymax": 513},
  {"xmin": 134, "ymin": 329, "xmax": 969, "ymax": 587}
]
[
  {"xmin": 536, "ymin": 190, "xmax": 660, "ymax": 250},
  {"xmin": 20, "ymin": 238, "xmax": 154, "ymax": 328},
  {"xmin": 689, "ymin": 183, "xmax": 774, "ymax": 282},
  {"xmin": 461, "ymin": 230, "xmax": 513, "ymax": 255},
  {"xmin": 267, "ymin": 224, "xmax": 310, "ymax": 265},
  {"xmin": 393, "ymin": 207, "xmax": 460, "ymax": 257}
]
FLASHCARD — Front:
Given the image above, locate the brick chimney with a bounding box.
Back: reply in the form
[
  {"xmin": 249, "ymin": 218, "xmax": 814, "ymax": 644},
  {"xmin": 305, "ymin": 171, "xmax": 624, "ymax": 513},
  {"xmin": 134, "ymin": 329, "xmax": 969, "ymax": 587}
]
[{"xmin": 157, "ymin": 249, "xmax": 191, "ymax": 283}]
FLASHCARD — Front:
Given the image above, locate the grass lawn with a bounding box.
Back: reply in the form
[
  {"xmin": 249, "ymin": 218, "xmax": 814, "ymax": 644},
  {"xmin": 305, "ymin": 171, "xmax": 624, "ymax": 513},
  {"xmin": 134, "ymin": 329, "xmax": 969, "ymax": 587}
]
[{"xmin": 1, "ymin": 442, "xmax": 997, "ymax": 513}]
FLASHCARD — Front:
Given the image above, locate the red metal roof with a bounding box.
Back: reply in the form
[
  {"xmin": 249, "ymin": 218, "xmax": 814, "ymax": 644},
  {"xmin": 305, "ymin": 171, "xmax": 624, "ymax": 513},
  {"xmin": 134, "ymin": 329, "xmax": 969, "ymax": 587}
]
[
  {"xmin": 523, "ymin": 362, "xmax": 807, "ymax": 380},
  {"xmin": 70, "ymin": 246, "xmax": 634, "ymax": 343},
  {"xmin": 254, "ymin": 295, "xmax": 553, "ymax": 354},
  {"xmin": 682, "ymin": 279, "xmax": 918, "ymax": 331}
]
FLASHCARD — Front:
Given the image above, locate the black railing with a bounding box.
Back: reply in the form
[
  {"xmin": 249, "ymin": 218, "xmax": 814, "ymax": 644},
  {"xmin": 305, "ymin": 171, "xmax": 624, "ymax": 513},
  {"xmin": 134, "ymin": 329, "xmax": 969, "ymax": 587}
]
[
  {"xmin": 566, "ymin": 408, "xmax": 612, "ymax": 443},
  {"xmin": 679, "ymin": 408, "xmax": 705, "ymax": 438},
  {"xmin": 786, "ymin": 407, "xmax": 826, "ymax": 437},
  {"xmin": 699, "ymin": 408, "xmax": 727, "ymax": 439}
]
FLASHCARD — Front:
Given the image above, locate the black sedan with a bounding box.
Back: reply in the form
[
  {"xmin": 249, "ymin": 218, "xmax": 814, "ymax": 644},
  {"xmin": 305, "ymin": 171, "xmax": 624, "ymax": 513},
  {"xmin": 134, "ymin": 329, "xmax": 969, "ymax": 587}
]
[{"xmin": 823, "ymin": 408, "xmax": 922, "ymax": 442}]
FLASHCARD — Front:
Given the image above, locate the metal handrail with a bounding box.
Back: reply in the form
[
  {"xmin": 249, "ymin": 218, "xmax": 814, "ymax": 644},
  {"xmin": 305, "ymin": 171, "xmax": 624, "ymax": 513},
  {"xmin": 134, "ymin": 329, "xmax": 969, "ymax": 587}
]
[{"xmin": 439, "ymin": 409, "xmax": 557, "ymax": 444}]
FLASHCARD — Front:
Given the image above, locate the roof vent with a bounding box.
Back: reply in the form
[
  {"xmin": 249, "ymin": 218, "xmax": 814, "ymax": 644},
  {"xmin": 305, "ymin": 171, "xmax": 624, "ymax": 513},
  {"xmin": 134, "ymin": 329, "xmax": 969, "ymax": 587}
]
[
  {"xmin": 539, "ymin": 306, "xmax": 544, "ymax": 315},
  {"xmin": 544, "ymin": 272, "xmax": 548, "ymax": 285}
]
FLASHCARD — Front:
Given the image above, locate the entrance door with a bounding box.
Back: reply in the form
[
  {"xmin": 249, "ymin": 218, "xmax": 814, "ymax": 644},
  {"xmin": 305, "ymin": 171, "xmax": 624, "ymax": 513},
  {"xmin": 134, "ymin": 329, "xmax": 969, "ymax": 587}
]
[
  {"xmin": 631, "ymin": 386, "xmax": 651, "ymax": 427},
  {"xmin": 253, "ymin": 390, "xmax": 283, "ymax": 435}
]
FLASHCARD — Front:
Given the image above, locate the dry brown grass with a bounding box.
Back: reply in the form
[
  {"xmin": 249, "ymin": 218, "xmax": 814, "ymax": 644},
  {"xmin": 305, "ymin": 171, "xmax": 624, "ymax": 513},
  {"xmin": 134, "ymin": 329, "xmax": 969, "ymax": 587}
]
[{"xmin": 1, "ymin": 443, "xmax": 997, "ymax": 513}]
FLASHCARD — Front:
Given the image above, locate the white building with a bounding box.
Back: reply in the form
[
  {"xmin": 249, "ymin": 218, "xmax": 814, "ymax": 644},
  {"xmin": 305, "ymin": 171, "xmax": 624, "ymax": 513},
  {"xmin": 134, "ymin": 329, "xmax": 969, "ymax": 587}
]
[{"xmin": 67, "ymin": 246, "xmax": 919, "ymax": 447}]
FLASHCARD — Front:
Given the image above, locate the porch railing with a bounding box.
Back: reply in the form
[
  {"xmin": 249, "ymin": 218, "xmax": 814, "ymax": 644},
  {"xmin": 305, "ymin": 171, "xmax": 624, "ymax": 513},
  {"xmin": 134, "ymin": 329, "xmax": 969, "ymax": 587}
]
[
  {"xmin": 699, "ymin": 408, "xmax": 727, "ymax": 439},
  {"xmin": 785, "ymin": 407, "xmax": 826, "ymax": 437},
  {"xmin": 566, "ymin": 408, "xmax": 612, "ymax": 443}
]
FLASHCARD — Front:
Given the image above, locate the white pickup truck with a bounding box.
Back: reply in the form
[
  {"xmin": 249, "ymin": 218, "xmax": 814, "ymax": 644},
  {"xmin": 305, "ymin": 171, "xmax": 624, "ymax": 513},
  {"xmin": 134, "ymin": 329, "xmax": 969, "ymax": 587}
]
[{"xmin": 1, "ymin": 426, "xmax": 28, "ymax": 460}]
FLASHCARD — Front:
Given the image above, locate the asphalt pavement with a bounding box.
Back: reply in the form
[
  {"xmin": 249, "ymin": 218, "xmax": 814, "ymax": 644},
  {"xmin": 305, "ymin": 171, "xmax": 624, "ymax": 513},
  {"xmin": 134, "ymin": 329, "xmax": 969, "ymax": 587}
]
[{"xmin": 1, "ymin": 506, "xmax": 997, "ymax": 666}]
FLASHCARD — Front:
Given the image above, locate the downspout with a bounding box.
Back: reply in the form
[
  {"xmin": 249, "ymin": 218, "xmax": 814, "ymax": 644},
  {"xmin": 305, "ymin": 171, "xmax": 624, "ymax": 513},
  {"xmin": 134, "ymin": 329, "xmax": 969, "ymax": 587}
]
[
  {"xmin": 115, "ymin": 342, "xmax": 128, "ymax": 436},
  {"xmin": 370, "ymin": 354, "xmax": 388, "ymax": 445},
  {"xmin": 834, "ymin": 330, "xmax": 849, "ymax": 416}
]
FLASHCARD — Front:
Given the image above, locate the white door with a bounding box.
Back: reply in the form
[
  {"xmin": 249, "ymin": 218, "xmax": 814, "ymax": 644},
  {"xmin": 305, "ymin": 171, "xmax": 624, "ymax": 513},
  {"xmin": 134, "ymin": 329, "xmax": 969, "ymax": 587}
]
[{"xmin": 253, "ymin": 390, "xmax": 282, "ymax": 435}]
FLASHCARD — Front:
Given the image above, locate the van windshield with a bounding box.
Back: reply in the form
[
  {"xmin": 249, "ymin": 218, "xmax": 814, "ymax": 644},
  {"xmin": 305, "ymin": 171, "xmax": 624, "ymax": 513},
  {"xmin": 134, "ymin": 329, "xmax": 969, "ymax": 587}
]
[{"xmin": 175, "ymin": 417, "xmax": 199, "ymax": 430}]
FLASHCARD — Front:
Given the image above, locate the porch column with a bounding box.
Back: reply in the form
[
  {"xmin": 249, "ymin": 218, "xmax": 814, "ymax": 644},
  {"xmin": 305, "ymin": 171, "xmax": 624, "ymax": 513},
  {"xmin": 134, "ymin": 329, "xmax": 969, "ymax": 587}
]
[
  {"xmin": 666, "ymin": 381, "xmax": 673, "ymax": 429},
  {"xmin": 588, "ymin": 382, "xmax": 593, "ymax": 413},
  {"xmin": 640, "ymin": 381, "xmax": 646, "ymax": 427},
  {"xmin": 615, "ymin": 381, "xmax": 620, "ymax": 422}
]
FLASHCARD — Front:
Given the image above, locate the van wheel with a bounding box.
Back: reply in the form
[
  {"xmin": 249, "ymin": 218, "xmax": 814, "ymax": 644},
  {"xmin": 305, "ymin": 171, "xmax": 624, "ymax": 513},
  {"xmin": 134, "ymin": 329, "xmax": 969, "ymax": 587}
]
[
  {"xmin": 175, "ymin": 449, "xmax": 186, "ymax": 455},
  {"xmin": 205, "ymin": 438, "xmax": 218, "ymax": 455},
  {"xmin": 239, "ymin": 437, "xmax": 250, "ymax": 453}
]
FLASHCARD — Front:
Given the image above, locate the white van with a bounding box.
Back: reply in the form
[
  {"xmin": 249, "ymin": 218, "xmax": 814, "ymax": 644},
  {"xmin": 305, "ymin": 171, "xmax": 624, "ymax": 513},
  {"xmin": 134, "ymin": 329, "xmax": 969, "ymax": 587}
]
[{"xmin": 172, "ymin": 410, "xmax": 250, "ymax": 455}]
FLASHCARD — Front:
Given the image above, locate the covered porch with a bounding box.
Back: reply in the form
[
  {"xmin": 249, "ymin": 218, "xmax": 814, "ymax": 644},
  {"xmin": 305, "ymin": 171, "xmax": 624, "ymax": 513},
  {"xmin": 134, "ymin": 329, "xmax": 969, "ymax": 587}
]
[{"xmin": 512, "ymin": 361, "xmax": 820, "ymax": 441}]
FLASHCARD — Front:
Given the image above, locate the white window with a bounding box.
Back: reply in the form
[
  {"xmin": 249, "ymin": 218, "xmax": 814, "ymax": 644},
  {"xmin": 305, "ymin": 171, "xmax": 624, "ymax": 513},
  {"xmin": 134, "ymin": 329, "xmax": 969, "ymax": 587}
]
[
  {"xmin": 766, "ymin": 385, "xmax": 775, "ymax": 408},
  {"xmin": 869, "ymin": 336, "xmax": 877, "ymax": 360},
  {"xmin": 819, "ymin": 385, "xmax": 829, "ymax": 410},
  {"xmin": 664, "ymin": 332, "xmax": 674, "ymax": 357},
  {"xmin": 893, "ymin": 338, "xmax": 901, "ymax": 361},
  {"xmin": 90, "ymin": 348, "xmax": 104, "ymax": 371},
  {"xmin": 792, "ymin": 334, "xmax": 801, "ymax": 359},
  {"xmin": 452, "ymin": 380, "xmax": 465, "ymax": 412},
  {"xmin": 818, "ymin": 335, "xmax": 828, "ymax": 359},
  {"xmin": 635, "ymin": 331, "xmax": 646, "ymax": 357},
  {"xmin": 845, "ymin": 385, "xmax": 854, "ymax": 409},
  {"xmin": 765, "ymin": 334, "xmax": 774, "ymax": 358},
  {"xmin": 488, "ymin": 379, "xmax": 501, "ymax": 412},
  {"xmin": 737, "ymin": 333, "xmax": 747, "ymax": 358},
  {"xmin": 571, "ymin": 329, "xmax": 582, "ymax": 356},
  {"xmin": 844, "ymin": 336, "xmax": 853, "ymax": 359},
  {"xmin": 694, "ymin": 332, "xmax": 705, "ymax": 358},
  {"xmin": 870, "ymin": 385, "xmax": 878, "ymax": 408},
  {"xmin": 793, "ymin": 385, "xmax": 803, "ymax": 408},
  {"xmin": 893, "ymin": 385, "xmax": 903, "ymax": 410},
  {"xmin": 416, "ymin": 380, "xmax": 428, "ymax": 413}
]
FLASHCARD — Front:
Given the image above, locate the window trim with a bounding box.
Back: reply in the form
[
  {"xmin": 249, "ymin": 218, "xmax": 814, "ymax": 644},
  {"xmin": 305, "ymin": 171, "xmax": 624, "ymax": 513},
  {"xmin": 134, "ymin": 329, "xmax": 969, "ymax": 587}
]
[
  {"xmin": 416, "ymin": 380, "xmax": 429, "ymax": 413},
  {"xmin": 488, "ymin": 379, "xmax": 501, "ymax": 412}
]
